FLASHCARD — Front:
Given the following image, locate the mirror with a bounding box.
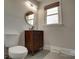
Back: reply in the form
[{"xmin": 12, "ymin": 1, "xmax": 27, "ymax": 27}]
[{"xmin": 24, "ymin": 11, "xmax": 34, "ymax": 26}]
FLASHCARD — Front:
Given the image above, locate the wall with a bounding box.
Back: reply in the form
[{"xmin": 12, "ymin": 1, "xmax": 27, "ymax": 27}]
[
  {"xmin": 38, "ymin": 0, "xmax": 75, "ymax": 49},
  {"xmin": 4, "ymin": 0, "xmax": 38, "ymax": 46}
]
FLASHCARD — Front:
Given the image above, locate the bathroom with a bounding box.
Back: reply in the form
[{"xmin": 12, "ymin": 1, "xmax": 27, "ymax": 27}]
[{"xmin": 4, "ymin": 0, "xmax": 75, "ymax": 59}]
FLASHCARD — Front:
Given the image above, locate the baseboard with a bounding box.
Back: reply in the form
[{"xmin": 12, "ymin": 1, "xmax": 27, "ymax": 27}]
[{"xmin": 44, "ymin": 45, "xmax": 75, "ymax": 56}]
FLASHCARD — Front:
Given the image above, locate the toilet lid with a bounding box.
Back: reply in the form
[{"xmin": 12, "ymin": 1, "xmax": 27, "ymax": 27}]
[{"xmin": 9, "ymin": 46, "xmax": 28, "ymax": 54}]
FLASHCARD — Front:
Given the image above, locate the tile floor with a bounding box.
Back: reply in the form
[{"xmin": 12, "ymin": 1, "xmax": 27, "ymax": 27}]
[
  {"xmin": 25, "ymin": 50, "xmax": 75, "ymax": 59},
  {"xmin": 43, "ymin": 52, "xmax": 75, "ymax": 59},
  {"xmin": 5, "ymin": 50, "xmax": 75, "ymax": 59},
  {"xmin": 25, "ymin": 50, "xmax": 49, "ymax": 59}
]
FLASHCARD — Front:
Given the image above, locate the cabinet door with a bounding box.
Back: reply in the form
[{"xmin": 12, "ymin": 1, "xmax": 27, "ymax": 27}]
[
  {"xmin": 33, "ymin": 31, "xmax": 39, "ymax": 50},
  {"xmin": 25, "ymin": 31, "xmax": 33, "ymax": 51},
  {"xmin": 39, "ymin": 31, "xmax": 43, "ymax": 47},
  {"xmin": 33, "ymin": 31, "xmax": 43, "ymax": 50}
]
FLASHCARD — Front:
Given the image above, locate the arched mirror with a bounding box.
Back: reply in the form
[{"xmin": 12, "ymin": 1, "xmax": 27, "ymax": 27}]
[{"xmin": 24, "ymin": 11, "xmax": 34, "ymax": 26}]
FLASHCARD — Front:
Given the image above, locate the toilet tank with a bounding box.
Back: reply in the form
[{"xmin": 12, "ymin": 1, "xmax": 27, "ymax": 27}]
[{"xmin": 4, "ymin": 34, "xmax": 19, "ymax": 47}]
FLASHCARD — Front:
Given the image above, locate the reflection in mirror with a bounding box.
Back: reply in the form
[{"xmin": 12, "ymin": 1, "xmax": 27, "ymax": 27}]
[
  {"xmin": 24, "ymin": 11, "xmax": 34, "ymax": 26},
  {"xmin": 26, "ymin": 13, "xmax": 34, "ymax": 25},
  {"xmin": 24, "ymin": 11, "xmax": 35, "ymax": 30}
]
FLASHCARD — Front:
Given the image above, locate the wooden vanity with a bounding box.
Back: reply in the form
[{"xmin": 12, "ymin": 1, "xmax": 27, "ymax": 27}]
[{"xmin": 25, "ymin": 30, "xmax": 44, "ymax": 55}]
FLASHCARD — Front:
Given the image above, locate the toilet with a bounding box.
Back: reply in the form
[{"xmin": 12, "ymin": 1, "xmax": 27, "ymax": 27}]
[
  {"xmin": 9, "ymin": 46, "xmax": 28, "ymax": 59},
  {"xmin": 4, "ymin": 34, "xmax": 28, "ymax": 59}
]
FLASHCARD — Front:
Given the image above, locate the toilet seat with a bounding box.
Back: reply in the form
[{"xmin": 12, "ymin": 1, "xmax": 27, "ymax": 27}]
[{"xmin": 9, "ymin": 46, "xmax": 28, "ymax": 54}]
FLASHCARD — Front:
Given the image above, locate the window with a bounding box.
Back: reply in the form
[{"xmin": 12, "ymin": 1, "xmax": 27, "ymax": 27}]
[
  {"xmin": 47, "ymin": 7, "xmax": 59, "ymax": 24},
  {"xmin": 44, "ymin": 2, "xmax": 60, "ymax": 25}
]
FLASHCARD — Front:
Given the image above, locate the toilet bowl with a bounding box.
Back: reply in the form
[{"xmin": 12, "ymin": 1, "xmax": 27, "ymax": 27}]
[{"xmin": 9, "ymin": 46, "xmax": 28, "ymax": 59}]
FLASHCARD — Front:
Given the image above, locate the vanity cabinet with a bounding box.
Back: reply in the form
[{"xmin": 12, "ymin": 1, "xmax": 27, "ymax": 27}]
[{"xmin": 25, "ymin": 30, "xmax": 44, "ymax": 55}]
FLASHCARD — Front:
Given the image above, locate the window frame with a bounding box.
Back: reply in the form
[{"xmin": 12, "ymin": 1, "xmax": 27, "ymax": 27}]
[{"xmin": 44, "ymin": 2, "xmax": 63, "ymax": 26}]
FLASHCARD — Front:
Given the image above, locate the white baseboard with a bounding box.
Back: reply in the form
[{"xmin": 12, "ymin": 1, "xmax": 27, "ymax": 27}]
[{"xmin": 44, "ymin": 45, "xmax": 75, "ymax": 56}]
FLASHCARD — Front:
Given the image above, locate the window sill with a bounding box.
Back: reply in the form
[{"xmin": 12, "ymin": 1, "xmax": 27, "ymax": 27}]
[{"xmin": 44, "ymin": 24, "xmax": 64, "ymax": 27}]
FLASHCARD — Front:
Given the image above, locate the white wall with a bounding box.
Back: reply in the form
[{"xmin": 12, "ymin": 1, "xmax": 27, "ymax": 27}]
[
  {"xmin": 38, "ymin": 0, "xmax": 75, "ymax": 49},
  {"xmin": 4, "ymin": 0, "xmax": 38, "ymax": 46}
]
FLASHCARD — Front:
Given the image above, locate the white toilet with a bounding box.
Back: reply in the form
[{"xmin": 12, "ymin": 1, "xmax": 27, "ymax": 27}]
[
  {"xmin": 4, "ymin": 34, "xmax": 28, "ymax": 59},
  {"xmin": 9, "ymin": 46, "xmax": 28, "ymax": 59}
]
